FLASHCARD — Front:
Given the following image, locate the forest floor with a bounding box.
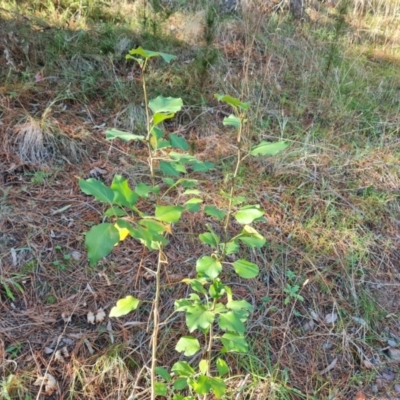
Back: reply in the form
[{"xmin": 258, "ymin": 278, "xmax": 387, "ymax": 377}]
[{"xmin": 1, "ymin": 1, "xmax": 400, "ymax": 399}]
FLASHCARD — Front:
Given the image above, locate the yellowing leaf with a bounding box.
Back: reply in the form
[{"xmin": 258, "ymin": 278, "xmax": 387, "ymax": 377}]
[
  {"xmin": 114, "ymin": 223, "xmax": 130, "ymax": 242},
  {"xmin": 109, "ymin": 295, "xmax": 140, "ymax": 318}
]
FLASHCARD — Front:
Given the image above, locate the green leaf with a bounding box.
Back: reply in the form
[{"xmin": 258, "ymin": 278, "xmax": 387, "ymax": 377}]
[
  {"xmin": 183, "ymin": 189, "xmax": 201, "ymax": 195},
  {"xmin": 138, "ymin": 219, "xmax": 166, "ymax": 234},
  {"xmin": 186, "ymin": 304, "xmax": 215, "ymax": 332},
  {"xmin": 176, "ymin": 336, "xmax": 200, "ymax": 357},
  {"xmin": 109, "ymin": 295, "xmax": 140, "ymax": 318},
  {"xmin": 221, "ymin": 332, "xmax": 249, "ymax": 353},
  {"xmin": 162, "ymin": 177, "xmax": 176, "ymax": 186},
  {"xmin": 155, "ymin": 367, "xmax": 171, "ymax": 382},
  {"xmin": 199, "ymin": 359, "xmax": 208, "ymax": 375},
  {"xmin": 181, "ymin": 180, "xmax": 198, "ymax": 188},
  {"xmin": 238, "ymin": 225, "xmax": 266, "ymax": 248},
  {"xmin": 155, "ymin": 382, "xmax": 168, "ymax": 396},
  {"xmin": 160, "ymin": 161, "xmax": 183, "ymax": 176},
  {"xmin": 149, "ymin": 96, "xmax": 183, "ymax": 114},
  {"xmin": 185, "ymin": 198, "xmax": 203, "ymax": 212},
  {"xmin": 234, "ymin": 206, "xmax": 264, "ymax": 224},
  {"xmin": 170, "ymin": 134, "xmax": 189, "ymax": 150},
  {"xmin": 155, "ymin": 205, "xmax": 184, "ymax": 223},
  {"xmin": 204, "ymin": 206, "xmax": 226, "ymax": 220},
  {"xmin": 153, "ymin": 112, "xmax": 175, "ymax": 125},
  {"xmin": 105, "ymin": 128, "xmax": 145, "ymax": 142},
  {"xmin": 209, "ymin": 279, "xmax": 226, "ymax": 300},
  {"xmin": 85, "ymin": 223, "xmax": 119, "ymax": 265},
  {"xmin": 192, "ymin": 375, "xmax": 211, "ymax": 395},
  {"xmin": 169, "ymin": 152, "xmax": 197, "ymax": 163},
  {"xmin": 214, "ymin": 94, "xmax": 250, "ymax": 111},
  {"xmin": 191, "ymin": 161, "xmax": 215, "ymax": 172},
  {"xmin": 172, "ymin": 361, "xmax": 195, "ymax": 377},
  {"xmin": 250, "ymin": 141, "xmax": 289, "ymax": 156},
  {"xmin": 208, "ymin": 377, "xmax": 226, "ymax": 399},
  {"xmin": 223, "ymin": 114, "xmax": 241, "ymax": 128},
  {"xmin": 232, "ymin": 259, "xmax": 259, "ymax": 279},
  {"xmin": 135, "ymin": 182, "xmax": 159, "ymax": 198},
  {"xmin": 227, "ymin": 299, "xmax": 253, "ymax": 312},
  {"xmin": 111, "ymin": 175, "xmax": 138, "ymax": 207},
  {"xmin": 189, "ymin": 279, "xmax": 208, "ymax": 295},
  {"xmin": 216, "ymin": 358, "xmax": 229, "ymax": 377},
  {"xmin": 104, "ymin": 207, "xmax": 127, "ymax": 217},
  {"xmin": 196, "ymin": 256, "xmax": 222, "ymax": 279},
  {"xmin": 150, "ymin": 126, "xmax": 170, "ymax": 150},
  {"xmin": 127, "ymin": 47, "xmax": 177, "ymax": 63},
  {"xmin": 173, "ymin": 378, "xmax": 188, "ymax": 391},
  {"xmin": 199, "ymin": 232, "xmax": 219, "ymax": 248},
  {"xmin": 224, "ymin": 240, "xmax": 239, "ymax": 255},
  {"xmin": 79, "ymin": 178, "xmax": 114, "ymax": 203},
  {"xmin": 218, "ymin": 311, "xmax": 245, "ymax": 334},
  {"xmin": 115, "ymin": 219, "xmax": 167, "ymax": 249}
]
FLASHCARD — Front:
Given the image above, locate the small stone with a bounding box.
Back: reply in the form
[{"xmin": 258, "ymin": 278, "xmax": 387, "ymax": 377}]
[
  {"xmin": 325, "ymin": 312, "xmax": 337, "ymax": 324},
  {"xmin": 388, "ymin": 339, "xmax": 397, "ymax": 347},
  {"xmin": 388, "ymin": 348, "xmax": 400, "ymax": 361},
  {"xmin": 371, "ymin": 384, "xmax": 378, "ymax": 393},
  {"xmin": 323, "ymin": 342, "xmax": 333, "ymax": 350}
]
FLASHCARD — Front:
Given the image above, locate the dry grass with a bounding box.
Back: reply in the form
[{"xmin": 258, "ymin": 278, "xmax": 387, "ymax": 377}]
[{"xmin": 1, "ymin": 0, "xmax": 400, "ymax": 399}]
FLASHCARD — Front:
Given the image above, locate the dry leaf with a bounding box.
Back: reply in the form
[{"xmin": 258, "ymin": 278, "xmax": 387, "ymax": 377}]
[
  {"xmin": 71, "ymin": 251, "xmax": 81, "ymax": 261},
  {"xmin": 123, "ymin": 321, "xmax": 147, "ymax": 327},
  {"xmin": 355, "ymin": 391, "xmax": 367, "ymax": 400},
  {"xmin": 309, "ymin": 309, "xmax": 320, "ymax": 321},
  {"xmin": 34, "ymin": 373, "xmax": 57, "ymax": 395},
  {"xmin": 107, "ymin": 320, "xmax": 114, "ymax": 344},
  {"xmin": 319, "ymin": 357, "xmax": 337, "ymax": 375},
  {"xmin": 84, "ymin": 339, "xmax": 95, "ymax": 355},
  {"xmin": 168, "ymin": 273, "xmax": 185, "ymax": 283},
  {"xmin": 352, "ymin": 316, "xmax": 367, "ymax": 326},
  {"xmin": 95, "ymin": 308, "xmax": 106, "ymax": 323},
  {"xmin": 303, "ymin": 319, "xmax": 315, "ymax": 332},
  {"xmin": 61, "ymin": 312, "xmax": 71, "ymax": 323},
  {"xmin": 61, "ymin": 346, "xmax": 70, "ymax": 358},
  {"xmin": 362, "ymin": 359, "xmax": 374, "ymax": 369},
  {"xmin": 54, "ymin": 350, "xmax": 65, "ymax": 363},
  {"xmin": 381, "ymin": 370, "xmax": 395, "ymax": 381},
  {"xmin": 325, "ymin": 312, "xmax": 337, "ymax": 324},
  {"xmin": 87, "ymin": 311, "xmax": 95, "ymax": 325}
]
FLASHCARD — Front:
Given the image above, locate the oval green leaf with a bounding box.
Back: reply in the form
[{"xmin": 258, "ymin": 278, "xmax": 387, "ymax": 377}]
[
  {"xmin": 234, "ymin": 206, "xmax": 264, "ymax": 224},
  {"xmin": 196, "ymin": 256, "xmax": 222, "ymax": 279},
  {"xmin": 155, "ymin": 205, "xmax": 184, "ymax": 223},
  {"xmin": 149, "ymin": 96, "xmax": 183, "ymax": 114},
  {"xmin": 232, "ymin": 259, "xmax": 259, "ymax": 279},
  {"xmin": 175, "ymin": 336, "xmax": 200, "ymax": 356},
  {"xmin": 85, "ymin": 223, "xmax": 119, "ymax": 265},
  {"xmin": 79, "ymin": 178, "xmax": 114, "ymax": 203},
  {"xmin": 221, "ymin": 332, "xmax": 249, "ymax": 353},
  {"xmin": 250, "ymin": 141, "xmax": 289, "ymax": 156},
  {"xmin": 109, "ymin": 295, "xmax": 140, "ymax": 318},
  {"xmin": 105, "ymin": 128, "xmax": 145, "ymax": 142}
]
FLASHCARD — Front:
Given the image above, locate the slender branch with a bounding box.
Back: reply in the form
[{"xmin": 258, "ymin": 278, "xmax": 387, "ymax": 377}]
[
  {"xmin": 141, "ymin": 59, "xmax": 156, "ymax": 186},
  {"xmin": 150, "ymin": 247, "xmax": 164, "ymax": 400},
  {"xmin": 222, "ymin": 111, "xmax": 244, "ymax": 256}
]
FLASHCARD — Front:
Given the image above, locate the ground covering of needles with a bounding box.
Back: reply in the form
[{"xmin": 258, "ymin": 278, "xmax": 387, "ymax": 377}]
[{"xmin": 1, "ymin": 1, "xmax": 400, "ymax": 399}]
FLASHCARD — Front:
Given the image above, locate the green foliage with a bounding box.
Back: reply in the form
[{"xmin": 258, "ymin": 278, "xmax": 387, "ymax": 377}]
[
  {"xmin": 79, "ymin": 49, "xmax": 288, "ymax": 400},
  {"xmin": 109, "ymin": 295, "xmax": 140, "ymax": 317}
]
